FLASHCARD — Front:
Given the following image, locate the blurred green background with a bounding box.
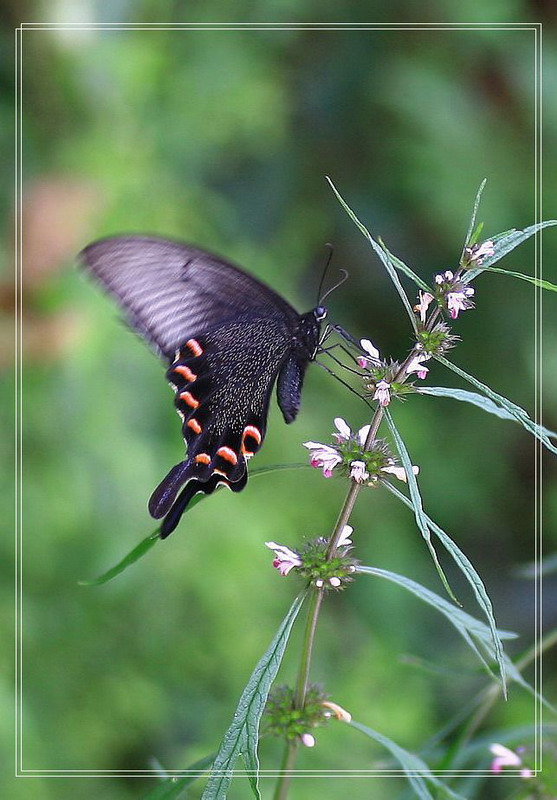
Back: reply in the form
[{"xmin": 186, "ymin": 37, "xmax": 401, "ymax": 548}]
[{"xmin": 3, "ymin": 4, "xmax": 557, "ymax": 799}]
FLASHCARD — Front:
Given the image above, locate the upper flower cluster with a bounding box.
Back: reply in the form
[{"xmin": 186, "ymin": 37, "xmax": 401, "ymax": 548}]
[
  {"xmin": 434, "ymin": 270, "xmax": 475, "ymax": 320},
  {"xmin": 412, "ymin": 239, "xmax": 494, "ymax": 329}
]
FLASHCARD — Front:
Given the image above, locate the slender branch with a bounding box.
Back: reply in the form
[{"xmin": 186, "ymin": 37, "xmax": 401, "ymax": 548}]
[
  {"xmin": 273, "ymin": 741, "xmax": 298, "ymax": 800},
  {"xmin": 294, "ymin": 587, "xmax": 325, "ymax": 708}
]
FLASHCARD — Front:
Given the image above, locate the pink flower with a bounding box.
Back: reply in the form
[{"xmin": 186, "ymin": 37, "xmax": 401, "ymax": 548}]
[
  {"xmin": 300, "ymin": 733, "xmax": 315, "ymax": 747},
  {"xmin": 373, "ymin": 380, "xmax": 391, "ymax": 407},
  {"xmin": 489, "ymin": 744, "xmax": 532, "ymax": 778},
  {"xmin": 446, "ymin": 286, "xmax": 475, "ymax": 319},
  {"xmin": 332, "ymin": 417, "xmax": 352, "ymax": 443},
  {"xmin": 406, "ymin": 352, "xmax": 430, "ymax": 380},
  {"xmin": 467, "ymin": 239, "xmax": 495, "ymax": 266},
  {"xmin": 435, "ymin": 270, "xmax": 454, "ymax": 285},
  {"xmin": 414, "ymin": 291, "xmax": 435, "ymax": 324},
  {"xmin": 337, "ymin": 525, "xmax": 353, "ymax": 547},
  {"xmin": 357, "ymin": 338, "xmax": 381, "ymax": 368},
  {"xmin": 265, "ymin": 541, "xmax": 302, "ymax": 576},
  {"xmin": 303, "ymin": 441, "xmax": 342, "ymax": 477},
  {"xmin": 350, "ymin": 460, "xmax": 369, "ymax": 483},
  {"xmin": 381, "ymin": 464, "xmax": 419, "ymax": 482}
]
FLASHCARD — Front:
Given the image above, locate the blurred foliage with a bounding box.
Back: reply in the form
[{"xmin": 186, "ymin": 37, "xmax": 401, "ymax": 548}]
[{"xmin": 3, "ymin": 3, "xmax": 557, "ymax": 799}]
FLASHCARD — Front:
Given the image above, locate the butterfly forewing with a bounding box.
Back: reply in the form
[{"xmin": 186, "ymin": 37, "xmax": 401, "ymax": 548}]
[{"xmin": 80, "ymin": 236, "xmax": 299, "ymax": 358}]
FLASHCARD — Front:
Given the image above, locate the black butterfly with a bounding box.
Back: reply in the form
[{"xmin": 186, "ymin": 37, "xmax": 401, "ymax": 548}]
[{"xmin": 80, "ymin": 236, "xmax": 326, "ymax": 538}]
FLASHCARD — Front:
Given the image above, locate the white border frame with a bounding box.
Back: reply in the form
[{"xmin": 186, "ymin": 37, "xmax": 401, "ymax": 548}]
[{"xmin": 14, "ymin": 20, "xmax": 544, "ymax": 784}]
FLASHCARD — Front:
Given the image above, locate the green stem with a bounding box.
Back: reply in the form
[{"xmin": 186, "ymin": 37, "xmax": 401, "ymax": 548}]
[
  {"xmin": 294, "ymin": 587, "xmax": 325, "ymax": 708},
  {"xmin": 273, "ymin": 740, "xmax": 299, "ymax": 800},
  {"xmin": 326, "ymin": 404, "xmax": 384, "ymax": 558}
]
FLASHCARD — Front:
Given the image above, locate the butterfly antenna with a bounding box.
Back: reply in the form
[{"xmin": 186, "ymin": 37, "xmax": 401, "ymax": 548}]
[
  {"xmin": 319, "ymin": 268, "xmax": 349, "ymax": 306},
  {"xmin": 316, "ymin": 243, "xmax": 334, "ymax": 306}
]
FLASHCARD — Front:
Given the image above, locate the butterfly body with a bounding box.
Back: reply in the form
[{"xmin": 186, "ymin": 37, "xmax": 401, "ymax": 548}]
[{"xmin": 80, "ymin": 236, "xmax": 324, "ymax": 538}]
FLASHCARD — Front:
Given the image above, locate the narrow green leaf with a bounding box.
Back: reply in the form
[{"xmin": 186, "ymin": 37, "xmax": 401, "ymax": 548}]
[
  {"xmin": 466, "ymin": 219, "xmax": 557, "ymax": 280},
  {"xmin": 479, "ymin": 266, "xmax": 557, "ymax": 292},
  {"xmin": 468, "ymin": 220, "xmax": 484, "ymax": 247},
  {"xmin": 78, "ymin": 529, "xmax": 160, "ymax": 586},
  {"xmin": 201, "ymin": 592, "xmax": 307, "ymax": 800},
  {"xmin": 357, "ymin": 566, "xmax": 515, "ymax": 677},
  {"xmin": 384, "ymin": 480, "xmax": 508, "ymax": 693},
  {"xmin": 383, "ymin": 409, "xmax": 458, "ymax": 603},
  {"xmin": 326, "ymin": 176, "xmax": 418, "ymax": 331},
  {"xmin": 142, "ymin": 754, "xmax": 215, "ymax": 799},
  {"xmin": 380, "ymin": 242, "xmax": 431, "ymax": 293},
  {"xmin": 418, "ymin": 386, "xmax": 516, "ymax": 420},
  {"xmin": 418, "ymin": 386, "xmax": 557, "ymax": 438},
  {"xmin": 461, "ymin": 179, "xmax": 487, "ymax": 258},
  {"xmin": 436, "ymin": 355, "xmax": 557, "ymax": 456},
  {"xmin": 350, "ymin": 720, "xmax": 467, "ymax": 800}
]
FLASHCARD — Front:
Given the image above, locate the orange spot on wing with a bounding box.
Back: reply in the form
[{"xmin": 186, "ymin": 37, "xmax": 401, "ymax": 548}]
[
  {"xmin": 174, "ymin": 365, "xmax": 197, "ymax": 382},
  {"xmin": 216, "ymin": 446, "xmax": 238, "ymax": 465},
  {"xmin": 187, "ymin": 418, "xmax": 202, "ymax": 434},
  {"xmin": 185, "ymin": 338, "xmax": 203, "ymax": 357},
  {"xmin": 243, "ymin": 425, "xmax": 262, "ymax": 446},
  {"xmin": 195, "ymin": 453, "xmax": 211, "ymax": 465},
  {"xmin": 179, "ymin": 391, "xmax": 199, "ymax": 409}
]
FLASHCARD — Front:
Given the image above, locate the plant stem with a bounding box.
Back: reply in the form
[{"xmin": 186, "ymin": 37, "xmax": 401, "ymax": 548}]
[
  {"xmin": 294, "ymin": 586, "xmax": 325, "ymax": 708},
  {"xmin": 273, "ymin": 740, "xmax": 298, "ymax": 800},
  {"xmin": 326, "ymin": 405, "xmax": 384, "ymax": 557}
]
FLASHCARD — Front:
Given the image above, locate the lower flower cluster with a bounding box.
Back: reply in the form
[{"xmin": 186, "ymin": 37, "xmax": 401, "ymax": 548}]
[
  {"xmin": 266, "ymin": 525, "xmax": 357, "ymax": 589},
  {"xmin": 263, "ymin": 684, "xmax": 351, "ymax": 749}
]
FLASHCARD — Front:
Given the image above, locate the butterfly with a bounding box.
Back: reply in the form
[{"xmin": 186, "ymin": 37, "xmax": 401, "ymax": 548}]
[{"xmin": 80, "ymin": 236, "xmax": 327, "ymax": 538}]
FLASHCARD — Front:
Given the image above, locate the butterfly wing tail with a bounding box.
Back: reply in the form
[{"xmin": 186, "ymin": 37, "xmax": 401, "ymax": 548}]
[
  {"xmin": 148, "ymin": 461, "xmax": 193, "ymax": 519},
  {"xmin": 159, "ymin": 470, "xmax": 249, "ymax": 539}
]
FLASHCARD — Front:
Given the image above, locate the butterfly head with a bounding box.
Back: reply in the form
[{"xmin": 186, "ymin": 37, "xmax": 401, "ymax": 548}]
[{"xmin": 314, "ymin": 305, "xmax": 328, "ymax": 322}]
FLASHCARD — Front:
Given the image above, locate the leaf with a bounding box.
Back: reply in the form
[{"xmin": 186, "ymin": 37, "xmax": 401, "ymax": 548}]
[
  {"xmin": 201, "ymin": 592, "xmax": 307, "ymax": 800},
  {"xmin": 142, "ymin": 754, "xmax": 215, "ymax": 799},
  {"xmin": 418, "ymin": 386, "xmax": 557, "ymax": 438},
  {"xmin": 383, "ymin": 409, "xmax": 458, "ymax": 604},
  {"xmin": 350, "ymin": 720, "xmax": 467, "ymax": 800},
  {"xmin": 479, "ymin": 266, "xmax": 557, "ymax": 292},
  {"xmin": 461, "ymin": 179, "xmax": 487, "ymax": 258},
  {"xmin": 465, "ymin": 220, "xmax": 557, "ymax": 280},
  {"xmin": 326, "ymin": 176, "xmax": 419, "ymax": 331},
  {"xmin": 78, "ymin": 529, "xmax": 160, "ymax": 586},
  {"xmin": 468, "ymin": 220, "xmax": 484, "ymax": 247},
  {"xmin": 381, "ymin": 242, "xmax": 431, "ymax": 293},
  {"xmin": 435, "ymin": 355, "xmax": 557, "ymax": 456},
  {"xmin": 383, "ymin": 480, "xmax": 508, "ymax": 693},
  {"xmin": 356, "ymin": 566, "xmax": 515, "ymax": 678}
]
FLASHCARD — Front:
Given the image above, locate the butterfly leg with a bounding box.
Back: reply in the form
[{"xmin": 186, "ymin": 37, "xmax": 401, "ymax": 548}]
[{"xmin": 313, "ymin": 359, "xmax": 373, "ymax": 408}]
